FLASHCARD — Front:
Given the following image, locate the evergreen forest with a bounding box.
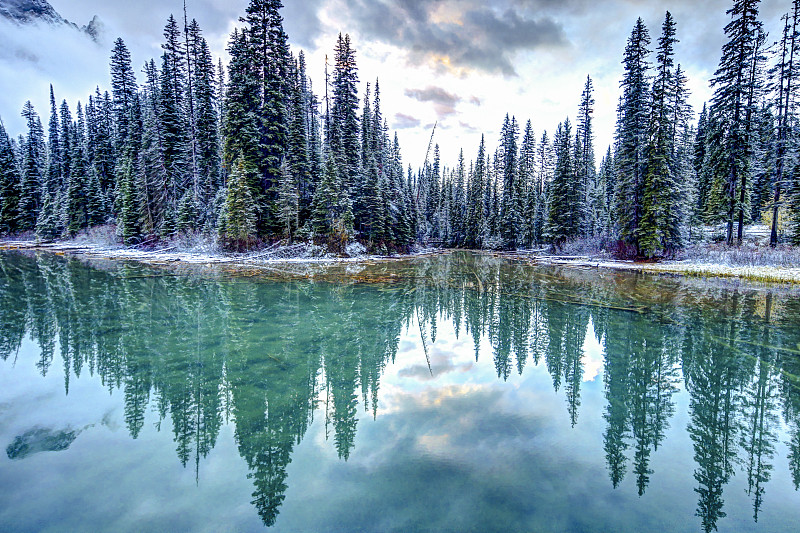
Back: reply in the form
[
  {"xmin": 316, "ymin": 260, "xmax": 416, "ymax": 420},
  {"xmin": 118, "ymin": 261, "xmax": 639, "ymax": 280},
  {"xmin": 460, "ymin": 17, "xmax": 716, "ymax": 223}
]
[{"xmin": 2, "ymin": 0, "xmax": 800, "ymax": 258}]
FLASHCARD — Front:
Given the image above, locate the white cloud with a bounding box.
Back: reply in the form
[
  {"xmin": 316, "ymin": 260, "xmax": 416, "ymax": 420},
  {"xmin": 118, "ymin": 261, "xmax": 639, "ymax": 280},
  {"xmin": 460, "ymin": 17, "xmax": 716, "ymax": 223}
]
[{"xmin": 0, "ymin": 18, "xmax": 109, "ymax": 134}]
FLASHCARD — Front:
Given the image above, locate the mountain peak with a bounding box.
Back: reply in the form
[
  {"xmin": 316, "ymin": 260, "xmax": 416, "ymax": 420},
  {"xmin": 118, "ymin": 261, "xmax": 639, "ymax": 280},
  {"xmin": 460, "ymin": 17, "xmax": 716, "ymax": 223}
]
[
  {"xmin": 0, "ymin": 0, "xmax": 102, "ymax": 41},
  {"xmin": 0, "ymin": 0, "xmax": 64, "ymax": 25}
]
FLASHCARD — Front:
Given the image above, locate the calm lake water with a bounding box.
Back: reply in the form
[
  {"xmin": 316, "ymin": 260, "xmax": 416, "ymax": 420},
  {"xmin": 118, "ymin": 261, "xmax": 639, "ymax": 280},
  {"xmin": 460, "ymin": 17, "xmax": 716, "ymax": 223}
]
[{"xmin": 1, "ymin": 250, "xmax": 800, "ymax": 532}]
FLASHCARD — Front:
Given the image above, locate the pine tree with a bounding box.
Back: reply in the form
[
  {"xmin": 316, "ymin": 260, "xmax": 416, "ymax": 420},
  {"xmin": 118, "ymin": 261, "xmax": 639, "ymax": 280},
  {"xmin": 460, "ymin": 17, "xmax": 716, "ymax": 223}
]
[
  {"xmin": 222, "ymin": 29, "xmax": 262, "ymax": 224},
  {"xmin": 117, "ymin": 155, "xmax": 142, "ymax": 244},
  {"xmin": 277, "ymin": 157, "xmax": 299, "ymax": 239},
  {"xmin": 158, "ymin": 49, "xmax": 190, "ymax": 235},
  {"xmin": 19, "ymin": 101, "xmax": 45, "ymax": 231},
  {"xmin": 288, "ymin": 65, "xmax": 312, "ymax": 233},
  {"xmin": 46, "ymin": 86, "xmax": 61, "ymax": 195},
  {"xmin": 220, "ymin": 158, "xmax": 257, "ymax": 249},
  {"xmin": 772, "ymin": 5, "xmax": 800, "ymax": 245},
  {"xmin": 533, "ymin": 131, "xmax": 554, "ymax": 245},
  {"xmin": 190, "ymin": 24, "xmax": 222, "ymax": 222},
  {"xmin": 577, "ymin": 76, "xmax": 596, "ymax": 237},
  {"xmin": 35, "ymin": 188, "xmax": 59, "ymax": 240},
  {"xmin": 518, "ymin": 121, "xmax": 536, "ymax": 247},
  {"xmin": 299, "ymin": 51, "xmax": 323, "ymax": 218},
  {"xmin": 614, "ymin": 18, "xmax": 651, "ymax": 255},
  {"xmin": 498, "ymin": 114, "xmax": 520, "ymax": 249},
  {"xmin": 176, "ymin": 188, "xmax": 199, "ymax": 234},
  {"xmin": 465, "ymin": 136, "xmax": 486, "ymax": 248},
  {"xmin": 387, "ymin": 133, "xmax": 413, "ymax": 246},
  {"xmin": 710, "ymin": 0, "xmax": 764, "ymax": 244},
  {"xmin": 86, "ymin": 91, "xmax": 114, "ymax": 221},
  {"xmin": 65, "ymin": 104, "xmax": 89, "ymax": 235},
  {"xmin": 0, "ymin": 118, "xmax": 21, "ymax": 234},
  {"xmin": 244, "ymin": 0, "xmax": 291, "ymax": 233},
  {"xmin": 95, "ymin": 89, "xmax": 117, "ymax": 211},
  {"xmin": 312, "ymin": 149, "xmax": 353, "ymax": 251},
  {"xmin": 38, "ymin": 86, "xmax": 63, "ymax": 239},
  {"xmin": 548, "ymin": 119, "xmax": 579, "ymax": 247},
  {"xmin": 110, "ymin": 38, "xmax": 138, "ymax": 156},
  {"xmin": 749, "ymin": 105, "xmax": 775, "ymax": 224},
  {"xmin": 640, "ymin": 12, "xmax": 685, "ymax": 257},
  {"xmin": 138, "ymin": 59, "xmax": 167, "ymax": 236},
  {"xmin": 596, "ymin": 149, "xmax": 614, "ymax": 237},
  {"xmin": 693, "ymin": 103, "xmax": 712, "ymax": 229},
  {"xmin": 85, "ymin": 166, "xmax": 105, "ymax": 226},
  {"xmin": 329, "ymin": 34, "xmax": 361, "ymax": 195},
  {"xmin": 450, "ymin": 147, "xmax": 467, "ymax": 246}
]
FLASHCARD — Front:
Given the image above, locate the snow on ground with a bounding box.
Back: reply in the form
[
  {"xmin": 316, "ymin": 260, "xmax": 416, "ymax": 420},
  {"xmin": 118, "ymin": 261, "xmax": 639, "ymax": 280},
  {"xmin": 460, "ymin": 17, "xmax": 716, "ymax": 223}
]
[
  {"xmin": 0, "ymin": 238, "xmax": 440, "ymax": 271},
  {"xmin": 2, "ymin": 222, "xmax": 799, "ymax": 284},
  {"xmin": 510, "ymin": 255, "xmax": 800, "ymax": 284}
]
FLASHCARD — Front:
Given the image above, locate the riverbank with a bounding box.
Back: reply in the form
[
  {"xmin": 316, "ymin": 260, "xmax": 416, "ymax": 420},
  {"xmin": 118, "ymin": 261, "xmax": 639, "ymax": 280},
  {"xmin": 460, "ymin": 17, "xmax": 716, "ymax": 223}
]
[
  {"xmin": 0, "ymin": 237, "xmax": 443, "ymax": 268},
  {"xmin": 3, "ymin": 238, "xmax": 800, "ymax": 284},
  {"xmin": 499, "ymin": 251, "xmax": 800, "ymax": 284}
]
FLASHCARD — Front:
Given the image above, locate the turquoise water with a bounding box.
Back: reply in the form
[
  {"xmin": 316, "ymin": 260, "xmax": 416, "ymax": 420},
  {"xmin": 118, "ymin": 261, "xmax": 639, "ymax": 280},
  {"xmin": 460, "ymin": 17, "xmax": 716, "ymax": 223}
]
[{"xmin": 1, "ymin": 250, "xmax": 799, "ymax": 532}]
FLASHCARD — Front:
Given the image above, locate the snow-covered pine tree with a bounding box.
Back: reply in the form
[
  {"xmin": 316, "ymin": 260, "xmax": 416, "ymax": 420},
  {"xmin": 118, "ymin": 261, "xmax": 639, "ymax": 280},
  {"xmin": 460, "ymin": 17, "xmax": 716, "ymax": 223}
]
[
  {"xmin": 329, "ymin": 33, "xmax": 361, "ymax": 196},
  {"xmin": 749, "ymin": 105, "xmax": 775, "ymax": 224},
  {"xmin": 429, "ymin": 145, "xmax": 442, "ymax": 240},
  {"xmin": 277, "ymin": 156, "xmax": 299, "ymax": 239},
  {"xmin": 117, "ymin": 155, "xmax": 142, "ymax": 244},
  {"xmin": 312, "ymin": 148, "xmax": 353, "ymax": 250},
  {"xmin": 498, "ymin": 114, "xmax": 520, "ymax": 249},
  {"xmin": 299, "ymin": 51, "xmax": 323, "ymax": 217},
  {"xmin": 65, "ymin": 103, "xmax": 90, "ymax": 236},
  {"xmin": 614, "ymin": 18, "xmax": 651, "ymax": 256},
  {"xmin": 484, "ymin": 150, "xmax": 496, "ymax": 239},
  {"xmin": 548, "ymin": 119, "xmax": 579, "ymax": 247},
  {"xmin": 220, "ymin": 157, "xmax": 257, "ymax": 249},
  {"xmin": 19, "ymin": 102, "xmax": 45, "ymax": 231},
  {"xmin": 518, "ymin": 120, "xmax": 536, "ymax": 248},
  {"xmin": 35, "ymin": 187, "xmax": 59, "ymax": 240},
  {"xmin": 693, "ymin": 103, "xmax": 712, "ymax": 228},
  {"xmin": 576, "ymin": 76, "xmax": 596, "ymax": 238},
  {"xmin": 596, "ymin": 148, "xmax": 615, "ymax": 237},
  {"xmin": 676, "ymin": 122, "xmax": 697, "ymax": 244},
  {"xmin": 285, "ymin": 55, "xmax": 310, "ymax": 236},
  {"xmin": 709, "ymin": 0, "xmax": 764, "ymax": 244},
  {"xmin": 772, "ymin": 5, "xmax": 800, "ymax": 245},
  {"xmin": 176, "ymin": 188, "xmax": 200, "ymax": 234},
  {"xmin": 46, "ymin": 86, "xmax": 61, "ymax": 197},
  {"xmin": 450, "ymin": 148, "xmax": 467, "ymax": 246},
  {"xmin": 355, "ymin": 82, "xmax": 374, "ymax": 234},
  {"xmin": 110, "ymin": 38, "xmax": 138, "ymax": 158},
  {"xmin": 0, "ymin": 118, "xmax": 21, "ymax": 234},
  {"xmin": 189, "ymin": 23, "xmax": 222, "ymax": 224},
  {"xmin": 533, "ymin": 131, "xmax": 554, "ymax": 246},
  {"xmin": 137, "ymin": 60, "xmax": 165, "ymax": 235},
  {"xmin": 158, "ymin": 50, "xmax": 189, "ymax": 236},
  {"xmin": 184, "ymin": 17, "xmax": 203, "ymax": 203},
  {"xmin": 465, "ymin": 136, "xmax": 486, "ymax": 248},
  {"xmin": 40, "ymin": 86, "xmax": 64, "ymax": 239},
  {"xmin": 640, "ymin": 12, "xmax": 683, "ymax": 257},
  {"xmin": 89, "ymin": 89, "xmax": 117, "ymax": 214},
  {"xmin": 222, "ymin": 28, "xmax": 262, "ymax": 215},
  {"xmin": 244, "ymin": 0, "xmax": 291, "ymax": 234}
]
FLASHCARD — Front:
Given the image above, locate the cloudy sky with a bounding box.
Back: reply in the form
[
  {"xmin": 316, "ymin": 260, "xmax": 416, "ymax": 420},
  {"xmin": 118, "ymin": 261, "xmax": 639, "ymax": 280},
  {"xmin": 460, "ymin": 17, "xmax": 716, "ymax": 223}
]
[{"xmin": 0, "ymin": 0, "xmax": 789, "ymax": 168}]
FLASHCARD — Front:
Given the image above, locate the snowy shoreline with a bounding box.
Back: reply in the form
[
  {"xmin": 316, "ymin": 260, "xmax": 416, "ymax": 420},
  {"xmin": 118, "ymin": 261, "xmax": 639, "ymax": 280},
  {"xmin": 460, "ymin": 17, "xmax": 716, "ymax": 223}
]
[
  {"xmin": 0, "ymin": 239, "xmax": 443, "ymax": 268},
  {"xmin": 503, "ymin": 253, "xmax": 800, "ymax": 284},
  {"xmin": 2, "ymin": 239, "xmax": 800, "ymax": 284}
]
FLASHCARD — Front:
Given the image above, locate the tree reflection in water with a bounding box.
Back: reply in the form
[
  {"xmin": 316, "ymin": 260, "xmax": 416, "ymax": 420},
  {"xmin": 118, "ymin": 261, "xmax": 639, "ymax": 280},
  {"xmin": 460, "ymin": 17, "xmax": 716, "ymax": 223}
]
[{"xmin": 1, "ymin": 250, "xmax": 799, "ymax": 531}]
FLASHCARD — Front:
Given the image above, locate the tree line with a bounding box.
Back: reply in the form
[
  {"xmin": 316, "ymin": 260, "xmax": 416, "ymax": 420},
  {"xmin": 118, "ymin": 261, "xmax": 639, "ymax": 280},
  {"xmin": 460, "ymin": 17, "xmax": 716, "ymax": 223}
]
[{"xmin": 1, "ymin": 0, "xmax": 800, "ymax": 256}]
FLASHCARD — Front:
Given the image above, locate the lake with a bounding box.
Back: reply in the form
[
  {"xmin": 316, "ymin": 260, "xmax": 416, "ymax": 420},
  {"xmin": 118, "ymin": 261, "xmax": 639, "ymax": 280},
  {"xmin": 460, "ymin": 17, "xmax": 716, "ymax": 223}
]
[{"xmin": 1, "ymin": 250, "xmax": 799, "ymax": 532}]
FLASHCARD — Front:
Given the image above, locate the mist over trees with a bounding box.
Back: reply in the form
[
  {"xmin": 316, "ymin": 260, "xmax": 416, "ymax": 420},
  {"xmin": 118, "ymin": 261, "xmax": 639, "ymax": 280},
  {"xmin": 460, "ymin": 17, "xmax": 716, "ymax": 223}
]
[{"xmin": 1, "ymin": 0, "xmax": 800, "ymax": 257}]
